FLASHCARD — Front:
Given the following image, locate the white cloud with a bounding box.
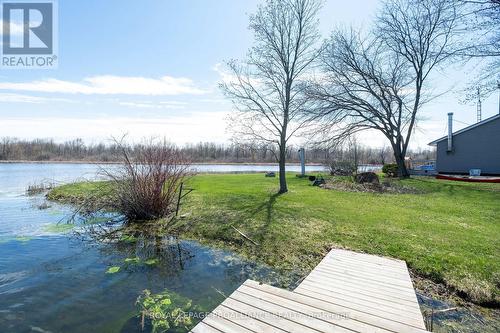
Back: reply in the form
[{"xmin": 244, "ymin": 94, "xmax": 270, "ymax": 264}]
[
  {"xmin": 119, "ymin": 101, "xmax": 187, "ymax": 109},
  {"xmin": 212, "ymin": 62, "xmax": 269, "ymax": 91},
  {"xmin": 198, "ymin": 97, "xmax": 228, "ymax": 104},
  {"xmin": 0, "ymin": 19, "xmax": 23, "ymax": 36},
  {"xmin": 0, "ymin": 75, "xmax": 207, "ymax": 96},
  {"xmin": 0, "ymin": 112, "xmax": 230, "ymax": 144},
  {"xmin": 213, "ymin": 63, "xmax": 238, "ymax": 84},
  {"xmin": 0, "ymin": 93, "xmax": 74, "ymax": 104}
]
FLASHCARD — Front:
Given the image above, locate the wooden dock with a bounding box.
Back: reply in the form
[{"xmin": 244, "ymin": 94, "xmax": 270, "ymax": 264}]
[{"xmin": 191, "ymin": 249, "xmax": 428, "ymax": 333}]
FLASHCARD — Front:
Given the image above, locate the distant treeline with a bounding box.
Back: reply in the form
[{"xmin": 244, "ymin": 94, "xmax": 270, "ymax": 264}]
[{"xmin": 0, "ymin": 138, "xmax": 435, "ymax": 164}]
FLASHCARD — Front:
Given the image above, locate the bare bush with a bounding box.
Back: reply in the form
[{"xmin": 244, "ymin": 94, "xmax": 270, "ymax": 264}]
[
  {"xmin": 320, "ymin": 177, "xmax": 420, "ymax": 194},
  {"xmin": 328, "ymin": 161, "xmax": 356, "ymax": 176},
  {"xmin": 100, "ymin": 139, "xmax": 192, "ymax": 221}
]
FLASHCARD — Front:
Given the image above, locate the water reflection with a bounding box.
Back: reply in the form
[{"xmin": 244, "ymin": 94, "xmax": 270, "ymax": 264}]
[
  {"xmin": 0, "ymin": 225, "xmax": 290, "ymax": 333},
  {"xmin": 0, "ymin": 191, "xmax": 293, "ymax": 333}
]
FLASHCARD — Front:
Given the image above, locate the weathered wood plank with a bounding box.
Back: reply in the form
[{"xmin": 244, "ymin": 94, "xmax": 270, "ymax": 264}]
[
  {"xmin": 325, "ymin": 251, "xmax": 407, "ymax": 267},
  {"xmin": 318, "ymin": 261, "xmax": 412, "ymax": 280},
  {"xmin": 223, "ymin": 296, "xmax": 322, "ymax": 333},
  {"xmin": 297, "ymin": 279, "xmax": 421, "ymax": 307},
  {"xmin": 239, "ymin": 281, "xmax": 390, "ymax": 333},
  {"xmin": 191, "ymin": 321, "xmax": 223, "ymax": 333},
  {"xmin": 229, "ymin": 290, "xmax": 352, "ymax": 333},
  {"xmin": 299, "ymin": 250, "xmax": 425, "ymax": 330},
  {"xmin": 202, "ymin": 315, "xmax": 254, "ymax": 333},
  {"xmin": 318, "ymin": 261, "xmax": 412, "ymax": 282},
  {"xmin": 244, "ymin": 280, "xmax": 427, "ymax": 333},
  {"xmin": 314, "ymin": 265, "xmax": 414, "ymax": 288},
  {"xmin": 311, "ymin": 267, "xmax": 414, "ymax": 295},
  {"xmin": 329, "ymin": 249, "xmax": 407, "ymax": 268},
  {"xmin": 294, "ymin": 284, "xmax": 425, "ymax": 321},
  {"xmin": 304, "ymin": 272, "xmax": 418, "ymax": 301},
  {"xmin": 322, "ymin": 255, "xmax": 410, "ymax": 273},
  {"xmin": 190, "ymin": 249, "xmax": 428, "ymax": 333},
  {"xmin": 213, "ymin": 305, "xmax": 287, "ymax": 333}
]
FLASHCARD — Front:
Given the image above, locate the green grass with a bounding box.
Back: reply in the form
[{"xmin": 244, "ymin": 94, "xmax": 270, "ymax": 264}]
[
  {"xmin": 47, "ymin": 181, "xmax": 113, "ymax": 204},
  {"xmin": 47, "ymin": 173, "xmax": 500, "ymax": 306}
]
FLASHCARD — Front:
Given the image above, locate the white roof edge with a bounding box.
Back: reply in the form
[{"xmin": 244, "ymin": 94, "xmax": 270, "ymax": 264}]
[{"xmin": 428, "ymin": 113, "xmax": 500, "ymax": 146}]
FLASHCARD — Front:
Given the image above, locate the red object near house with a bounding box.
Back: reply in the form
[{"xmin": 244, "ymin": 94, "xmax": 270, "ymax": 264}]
[{"xmin": 436, "ymin": 174, "xmax": 500, "ymax": 183}]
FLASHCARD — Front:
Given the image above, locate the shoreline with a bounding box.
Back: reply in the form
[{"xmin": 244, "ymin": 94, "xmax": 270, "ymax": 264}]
[{"xmin": 0, "ymin": 160, "xmax": 325, "ymax": 166}]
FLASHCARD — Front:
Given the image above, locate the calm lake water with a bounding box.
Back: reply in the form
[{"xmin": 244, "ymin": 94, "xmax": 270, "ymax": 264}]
[{"xmin": 0, "ymin": 163, "xmax": 322, "ymax": 333}]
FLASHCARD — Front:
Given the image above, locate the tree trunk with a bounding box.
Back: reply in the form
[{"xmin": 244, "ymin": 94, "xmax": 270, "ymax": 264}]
[
  {"xmin": 393, "ymin": 146, "xmax": 410, "ymax": 179},
  {"xmin": 278, "ymin": 140, "xmax": 288, "ymax": 194}
]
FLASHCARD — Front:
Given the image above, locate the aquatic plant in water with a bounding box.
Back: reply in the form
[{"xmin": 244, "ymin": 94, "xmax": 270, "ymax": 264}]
[
  {"xmin": 143, "ymin": 258, "xmax": 159, "ymax": 266},
  {"xmin": 119, "ymin": 234, "xmax": 137, "ymax": 243},
  {"xmin": 136, "ymin": 289, "xmax": 194, "ymax": 333},
  {"xmin": 106, "ymin": 266, "xmax": 121, "ymax": 274},
  {"xmin": 43, "ymin": 223, "xmax": 74, "ymax": 233},
  {"xmin": 124, "ymin": 257, "xmax": 141, "ymax": 264},
  {"xmin": 14, "ymin": 236, "xmax": 33, "ymax": 243}
]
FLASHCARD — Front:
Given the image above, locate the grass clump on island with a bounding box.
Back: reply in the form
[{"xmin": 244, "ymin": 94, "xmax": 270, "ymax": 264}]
[{"xmin": 47, "ymin": 173, "xmax": 500, "ymax": 306}]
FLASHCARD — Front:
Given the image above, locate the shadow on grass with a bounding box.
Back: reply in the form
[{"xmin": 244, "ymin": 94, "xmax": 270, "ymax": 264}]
[{"xmin": 238, "ymin": 192, "xmax": 281, "ymax": 246}]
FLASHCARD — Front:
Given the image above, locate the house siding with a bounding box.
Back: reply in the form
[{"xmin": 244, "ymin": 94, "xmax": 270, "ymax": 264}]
[{"xmin": 436, "ymin": 116, "xmax": 500, "ymax": 175}]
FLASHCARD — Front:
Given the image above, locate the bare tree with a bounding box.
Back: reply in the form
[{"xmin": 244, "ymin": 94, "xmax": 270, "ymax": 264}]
[
  {"xmin": 457, "ymin": 0, "xmax": 499, "ymax": 99},
  {"xmin": 307, "ymin": 0, "xmax": 458, "ymax": 178},
  {"xmin": 378, "ymin": 145, "xmax": 390, "ymax": 165},
  {"xmin": 220, "ymin": 0, "xmax": 322, "ymax": 193}
]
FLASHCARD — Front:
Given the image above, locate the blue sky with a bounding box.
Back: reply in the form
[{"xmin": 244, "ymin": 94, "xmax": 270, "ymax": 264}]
[{"xmin": 0, "ymin": 0, "xmax": 498, "ymax": 148}]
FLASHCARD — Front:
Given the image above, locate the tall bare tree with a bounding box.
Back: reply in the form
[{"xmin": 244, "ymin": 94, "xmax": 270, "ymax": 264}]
[
  {"xmin": 307, "ymin": 0, "xmax": 458, "ymax": 178},
  {"xmin": 457, "ymin": 0, "xmax": 499, "ymax": 99},
  {"xmin": 220, "ymin": 0, "xmax": 322, "ymax": 193}
]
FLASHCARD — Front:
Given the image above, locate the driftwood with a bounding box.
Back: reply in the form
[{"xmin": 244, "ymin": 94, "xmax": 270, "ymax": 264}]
[
  {"xmin": 211, "ymin": 286, "xmax": 227, "ymax": 299},
  {"xmin": 231, "ymin": 225, "xmax": 259, "ymax": 246},
  {"xmin": 425, "ymin": 307, "xmax": 458, "ymax": 331}
]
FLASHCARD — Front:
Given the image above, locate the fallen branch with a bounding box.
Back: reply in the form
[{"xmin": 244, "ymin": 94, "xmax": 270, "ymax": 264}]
[
  {"xmin": 211, "ymin": 286, "xmax": 227, "ymax": 299},
  {"xmin": 231, "ymin": 225, "xmax": 259, "ymax": 246},
  {"xmin": 433, "ymin": 307, "xmax": 457, "ymax": 314}
]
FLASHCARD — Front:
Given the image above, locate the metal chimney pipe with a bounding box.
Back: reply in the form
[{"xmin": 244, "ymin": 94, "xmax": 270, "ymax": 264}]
[
  {"xmin": 497, "ymin": 81, "xmax": 500, "ymax": 114},
  {"xmin": 447, "ymin": 112, "xmax": 453, "ymax": 152}
]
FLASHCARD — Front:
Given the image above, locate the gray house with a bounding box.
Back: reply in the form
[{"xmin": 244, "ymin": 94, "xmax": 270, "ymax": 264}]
[{"xmin": 429, "ymin": 113, "xmax": 500, "ymax": 175}]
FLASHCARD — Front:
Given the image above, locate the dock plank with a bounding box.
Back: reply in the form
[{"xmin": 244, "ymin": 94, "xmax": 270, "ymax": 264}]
[
  {"xmin": 190, "ymin": 249, "xmax": 428, "ymax": 333},
  {"xmin": 294, "ymin": 284, "xmax": 425, "ymax": 321},
  {"xmin": 243, "ymin": 281, "xmax": 426, "ymax": 332},
  {"xmin": 191, "ymin": 322, "xmax": 223, "ymax": 333}
]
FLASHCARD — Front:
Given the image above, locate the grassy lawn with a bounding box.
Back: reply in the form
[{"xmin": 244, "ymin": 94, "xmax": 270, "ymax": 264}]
[{"xmin": 48, "ymin": 173, "xmax": 500, "ymax": 306}]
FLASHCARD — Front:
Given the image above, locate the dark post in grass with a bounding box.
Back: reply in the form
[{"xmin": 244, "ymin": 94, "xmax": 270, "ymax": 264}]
[{"xmin": 175, "ymin": 182, "xmax": 194, "ymax": 216}]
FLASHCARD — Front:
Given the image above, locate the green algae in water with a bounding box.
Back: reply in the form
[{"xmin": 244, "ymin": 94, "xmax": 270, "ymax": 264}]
[
  {"xmin": 15, "ymin": 236, "xmax": 33, "ymax": 243},
  {"xmin": 143, "ymin": 258, "xmax": 159, "ymax": 266},
  {"xmin": 84, "ymin": 216, "xmax": 113, "ymax": 225},
  {"xmin": 0, "ymin": 236, "xmax": 33, "ymax": 244},
  {"xmin": 43, "ymin": 224, "xmax": 74, "ymax": 233},
  {"xmin": 123, "ymin": 257, "xmax": 159, "ymax": 267},
  {"xmin": 124, "ymin": 257, "xmax": 141, "ymax": 264},
  {"xmin": 106, "ymin": 266, "xmax": 121, "ymax": 274},
  {"xmin": 119, "ymin": 235, "xmax": 137, "ymax": 243},
  {"xmin": 136, "ymin": 289, "xmax": 195, "ymax": 333}
]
